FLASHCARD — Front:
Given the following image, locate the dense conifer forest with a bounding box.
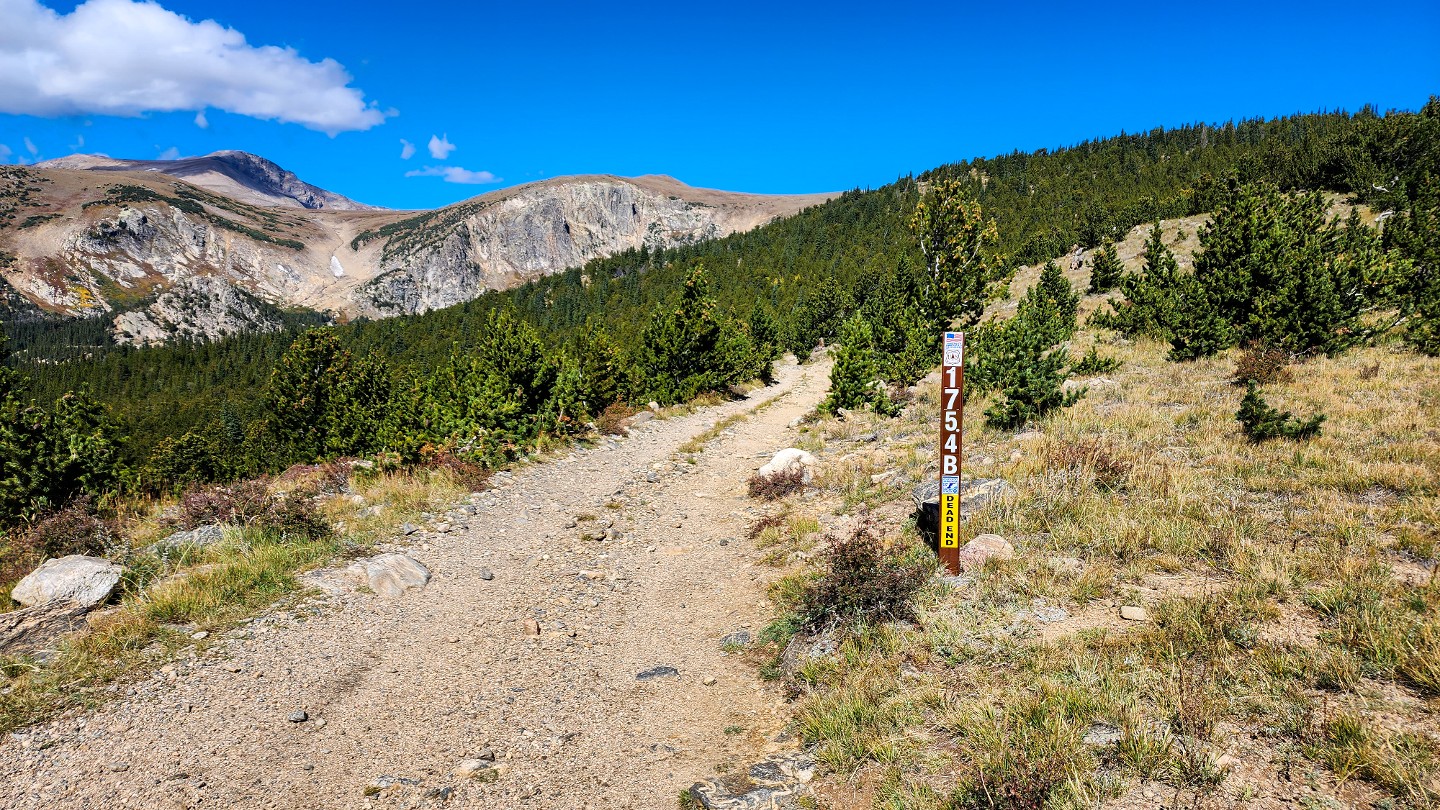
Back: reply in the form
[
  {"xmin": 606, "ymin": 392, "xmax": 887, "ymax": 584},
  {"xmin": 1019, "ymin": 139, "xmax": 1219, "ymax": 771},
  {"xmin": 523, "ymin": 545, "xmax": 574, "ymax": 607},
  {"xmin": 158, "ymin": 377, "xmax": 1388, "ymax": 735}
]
[{"xmin": 2, "ymin": 99, "xmax": 1437, "ymax": 527}]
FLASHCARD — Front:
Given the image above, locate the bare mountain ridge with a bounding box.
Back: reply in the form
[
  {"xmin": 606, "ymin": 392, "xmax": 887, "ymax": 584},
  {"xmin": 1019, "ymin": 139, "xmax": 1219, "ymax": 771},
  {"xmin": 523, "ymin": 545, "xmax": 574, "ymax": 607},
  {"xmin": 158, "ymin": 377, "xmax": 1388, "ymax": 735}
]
[
  {"xmin": 0, "ymin": 156, "xmax": 834, "ymax": 343},
  {"xmin": 36, "ymin": 151, "xmax": 379, "ymax": 212}
]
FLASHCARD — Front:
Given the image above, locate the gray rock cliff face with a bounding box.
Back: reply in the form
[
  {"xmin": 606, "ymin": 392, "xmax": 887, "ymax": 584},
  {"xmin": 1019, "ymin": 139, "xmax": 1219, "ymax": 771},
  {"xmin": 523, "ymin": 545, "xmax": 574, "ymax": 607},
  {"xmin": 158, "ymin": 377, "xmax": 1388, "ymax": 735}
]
[
  {"xmin": 57, "ymin": 205, "xmax": 306, "ymax": 311},
  {"xmin": 112, "ymin": 276, "xmax": 283, "ymax": 345},
  {"xmin": 358, "ymin": 179, "xmax": 728, "ymax": 316}
]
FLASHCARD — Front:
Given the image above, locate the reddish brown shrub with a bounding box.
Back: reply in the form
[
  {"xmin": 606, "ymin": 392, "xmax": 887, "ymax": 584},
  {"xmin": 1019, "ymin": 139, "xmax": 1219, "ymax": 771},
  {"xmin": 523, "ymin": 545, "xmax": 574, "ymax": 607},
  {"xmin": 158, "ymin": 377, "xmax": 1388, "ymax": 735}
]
[
  {"xmin": 747, "ymin": 514, "xmax": 787, "ymax": 539},
  {"xmin": 747, "ymin": 468, "xmax": 806, "ymax": 501},
  {"xmin": 1234, "ymin": 344, "xmax": 1294, "ymax": 386},
  {"xmin": 426, "ymin": 452, "xmax": 492, "ymax": 492},
  {"xmin": 798, "ymin": 522, "xmax": 931, "ymax": 631},
  {"xmin": 596, "ymin": 401, "xmax": 637, "ymax": 436}
]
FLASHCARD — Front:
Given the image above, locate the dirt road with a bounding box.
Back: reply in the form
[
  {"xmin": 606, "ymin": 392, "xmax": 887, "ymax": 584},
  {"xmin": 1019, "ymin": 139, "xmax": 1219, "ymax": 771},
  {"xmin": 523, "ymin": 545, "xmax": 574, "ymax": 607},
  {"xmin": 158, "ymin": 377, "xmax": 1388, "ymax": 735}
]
[{"xmin": 0, "ymin": 358, "xmax": 832, "ymax": 809}]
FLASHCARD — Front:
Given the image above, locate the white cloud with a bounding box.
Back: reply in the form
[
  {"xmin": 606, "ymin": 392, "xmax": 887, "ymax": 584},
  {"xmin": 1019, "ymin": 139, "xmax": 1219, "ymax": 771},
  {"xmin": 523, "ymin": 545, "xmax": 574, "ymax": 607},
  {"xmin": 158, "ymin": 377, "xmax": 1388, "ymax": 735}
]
[
  {"xmin": 194, "ymin": 110, "xmax": 208, "ymax": 129},
  {"xmin": 23, "ymin": 137, "xmax": 38, "ymax": 156},
  {"xmin": 157, "ymin": 146, "xmax": 180, "ymax": 160},
  {"xmin": 69, "ymin": 133, "xmax": 84, "ymax": 150},
  {"xmin": 399, "ymin": 138, "xmax": 415, "ymax": 160},
  {"xmin": 404, "ymin": 165, "xmax": 500, "ymax": 185},
  {"xmin": 427, "ymin": 134, "xmax": 455, "ymax": 160},
  {"xmin": 0, "ymin": 0, "xmax": 389, "ymax": 134},
  {"xmin": 0, "ymin": 144, "xmax": 11, "ymax": 162}
]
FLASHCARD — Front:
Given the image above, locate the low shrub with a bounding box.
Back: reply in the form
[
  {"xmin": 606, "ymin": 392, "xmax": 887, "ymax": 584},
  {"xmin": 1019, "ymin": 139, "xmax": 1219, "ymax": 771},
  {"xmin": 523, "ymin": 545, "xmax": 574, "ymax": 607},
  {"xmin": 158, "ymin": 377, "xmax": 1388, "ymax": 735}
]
[
  {"xmin": 595, "ymin": 401, "xmax": 636, "ymax": 436},
  {"xmin": 1071, "ymin": 346, "xmax": 1122, "ymax": 376},
  {"xmin": 424, "ymin": 452, "xmax": 491, "ymax": 493},
  {"xmin": 747, "ymin": 468, "xmax": 806, "ymax": 501},
  {"xmin": 797, "ymin": 522, "xmax": 931, "ymax": 632},
  {"xmin": 1236, "ymin": 384, "xmax": 1323, "ymax": 442},
  {"xmin": 1, "ymin": 498, "xmax": 112, "ymax": 585},
  {"xmin": 1233, "ymin": 344, "xmax": 1294, "ymax": 386},
  {"xmin": 1042, "ymin": 438, "xmax": 1132, "ymax": 491},
  {"xmin": 747, "ymin": 514, "xmax": 787, "ymax": 539}
]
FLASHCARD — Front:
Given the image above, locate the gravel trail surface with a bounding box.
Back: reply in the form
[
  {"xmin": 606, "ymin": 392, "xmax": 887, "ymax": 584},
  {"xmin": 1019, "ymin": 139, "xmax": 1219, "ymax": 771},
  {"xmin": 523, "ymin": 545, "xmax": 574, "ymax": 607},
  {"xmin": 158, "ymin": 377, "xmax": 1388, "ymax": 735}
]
[{"xmin": 0, "ymin": 358, "xmax": 832, "ymax": 809}]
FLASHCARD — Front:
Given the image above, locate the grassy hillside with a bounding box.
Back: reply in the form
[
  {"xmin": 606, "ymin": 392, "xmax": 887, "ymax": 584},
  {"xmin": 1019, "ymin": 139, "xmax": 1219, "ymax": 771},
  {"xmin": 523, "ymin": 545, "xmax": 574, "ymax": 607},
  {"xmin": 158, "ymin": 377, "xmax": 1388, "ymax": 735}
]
[
  {"xmin": 3, "ymin": 101, "xmax": 1436, "ymax": 471},
  {"xmin": 725, "ymin": 245, "xmax": 1440, "ymax": 807}
]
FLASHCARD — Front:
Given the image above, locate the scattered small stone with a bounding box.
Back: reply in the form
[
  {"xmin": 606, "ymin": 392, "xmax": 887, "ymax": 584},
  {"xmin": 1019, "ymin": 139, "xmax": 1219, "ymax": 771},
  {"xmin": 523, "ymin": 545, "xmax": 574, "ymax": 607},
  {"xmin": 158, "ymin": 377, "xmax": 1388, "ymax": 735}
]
[
  {"xmin": 190, "ymin": 631, "xmax": 209, "ymax": 641},
  {"xmin": 1120, "ymin": 605, "xmax": 1150, "ymax": 622},
  {"xmin": 447, "ymin": 636, "xmax": 460, "ymax": 644},
  {"xmin": 523, "ymin": 619, "xmax": 541, "ymax": 636},
  {"xmin": 478, "ymin": 568, "xmax": 494, "ymax": 581},
  {"xmin": 454, "ymin": 759, "xmax": 491, "ymax": 779},
  {"xmin": 475, "ymin": 748, "xmax": 496, "ymax": 762},
  {"xmin": 1032, "ymin": 606, "xmax": 1069, "ymax": 623},
  {"xmin": 720, "ymin": 630, "xmax": 753, "ymax": 648},
  {"xmin": 402, "ymin": 523, "xmax": 419, "ymax": 536},
  {"xmin": 287, "ymin": 710, "xmax": 308, "ymax": 723},
  {"xmin": 636, "ymin": 665, "xmax": 680, "ymax": 681},
  {"xmin": 702, "ymin": 676, "xmax": 717, "ymax": 686},
  {"xmin": 1082, "ymin": 723, "xmax": 1124, "ymax": 746},
  {"xmin": 107, "ymin": 762, "xmax": 129, "ymax": 772}
]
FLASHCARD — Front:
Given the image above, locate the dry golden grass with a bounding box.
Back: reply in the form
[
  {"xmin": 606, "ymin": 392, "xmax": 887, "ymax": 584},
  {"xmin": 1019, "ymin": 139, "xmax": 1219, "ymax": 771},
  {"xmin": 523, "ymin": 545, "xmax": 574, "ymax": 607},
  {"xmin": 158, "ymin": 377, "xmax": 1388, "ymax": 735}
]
[{"xmin": 765, "ymin": 288, "xmax": 1440, "ymax": 807}]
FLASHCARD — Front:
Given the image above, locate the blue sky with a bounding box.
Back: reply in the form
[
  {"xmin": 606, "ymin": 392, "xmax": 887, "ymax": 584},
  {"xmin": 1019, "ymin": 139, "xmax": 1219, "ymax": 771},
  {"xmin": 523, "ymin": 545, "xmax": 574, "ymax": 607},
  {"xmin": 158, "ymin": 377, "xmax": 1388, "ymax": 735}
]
[{"xmin": 1, "ymin": 0, "xmax": 1436, "ymax": 210}]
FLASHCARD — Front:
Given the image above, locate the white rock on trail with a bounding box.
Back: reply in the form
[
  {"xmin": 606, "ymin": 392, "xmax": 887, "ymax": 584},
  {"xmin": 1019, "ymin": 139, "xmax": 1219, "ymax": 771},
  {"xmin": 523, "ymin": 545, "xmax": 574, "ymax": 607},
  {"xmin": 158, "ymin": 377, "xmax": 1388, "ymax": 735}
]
[
  {"xmin": 347, "ymin": 553, "xmax": 431, "ymax": 598},
  {"xmin": 10, "ymin": 555, "xmax": 123, "ymax": 608},
  {"xmin": 758, "ymin": 448, "xmax": 818, "ymax": 483}
]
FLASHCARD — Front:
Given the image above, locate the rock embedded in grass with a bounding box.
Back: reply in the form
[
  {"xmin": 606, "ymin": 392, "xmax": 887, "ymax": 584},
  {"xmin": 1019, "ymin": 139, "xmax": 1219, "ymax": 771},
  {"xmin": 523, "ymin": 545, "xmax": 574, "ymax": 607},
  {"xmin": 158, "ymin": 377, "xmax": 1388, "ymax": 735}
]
[
  {"xmin": 956, "ymin": 534, "xmax": 1015, "ymax": 571},
  {"xmin": 1119, "ymin": 605, "xmax": 1150, "ymax": 621},
  {"xmin": 11, "ymin": 555, "xmax": 124, "ymax": 609}
]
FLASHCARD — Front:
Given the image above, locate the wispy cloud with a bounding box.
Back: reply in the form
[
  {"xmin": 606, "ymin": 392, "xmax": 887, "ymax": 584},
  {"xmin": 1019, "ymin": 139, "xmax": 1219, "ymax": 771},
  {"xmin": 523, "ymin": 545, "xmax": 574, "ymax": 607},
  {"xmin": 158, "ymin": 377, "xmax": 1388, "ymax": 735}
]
[
  {"xmin": 399, "ymin": 139, "xmax": 416, "ymax": 160},
  {"xmin": 428, "ymin": 134, "xmax": 456, "ymax": 160},
  {"xmin": 404, "ymin": 165, "xmax": 501, "ymax": 185},
  {"xmin": 194, "ymin": 110, "xmax": 209, "ymax": 129},
  {"xmin": 157, "ymin": 146, "xmax": 181, "ymax": 160},
  {"xmin": 69, "ymin": 134, "xmax": 84, "ymax": 151},
  {"xmin": 0, "ymin": 0, "xmax": 390, "ymax": 134},
  {"xmin": 23, "ymin": 137, "xmax": 39, "ymax": 157},
  {"xmin": 0, "ymin": 144, "xmax": 11, "ymax": 163}
]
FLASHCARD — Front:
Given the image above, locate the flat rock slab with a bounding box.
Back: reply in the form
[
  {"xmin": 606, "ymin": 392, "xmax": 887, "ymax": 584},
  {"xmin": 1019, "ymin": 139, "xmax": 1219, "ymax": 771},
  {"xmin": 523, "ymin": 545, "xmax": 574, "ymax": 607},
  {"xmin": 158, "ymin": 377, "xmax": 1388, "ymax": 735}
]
[
  {"xmin": 346, "ymin": 553, "xmax": 431, "ymax": 598},
  {"xmin": 689, "ymin": 752, "xmax": 816, "ymax": 809},
  {"xmin": 11, "ymin": 555, "xmax": 123, "ymax": 608},
  {"xmin": 0, "ymin": 600, "xmax": 89, "ymax": 656},
  {"xmin": 149, "ymin": 524, "xmax": 226, "ymax": 554}
]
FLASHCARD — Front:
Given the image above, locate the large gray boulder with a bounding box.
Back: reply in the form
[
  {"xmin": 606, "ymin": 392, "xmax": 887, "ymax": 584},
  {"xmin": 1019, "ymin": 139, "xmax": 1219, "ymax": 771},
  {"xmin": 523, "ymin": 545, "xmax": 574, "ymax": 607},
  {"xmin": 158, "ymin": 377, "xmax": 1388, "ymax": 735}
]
[
  {"xmin": 11, "ymin": 555, "xmax": 124, "ymax": 608},
  {"xmin": 347, "ymin": 553, "xmax": 431, "ymax": 598}
]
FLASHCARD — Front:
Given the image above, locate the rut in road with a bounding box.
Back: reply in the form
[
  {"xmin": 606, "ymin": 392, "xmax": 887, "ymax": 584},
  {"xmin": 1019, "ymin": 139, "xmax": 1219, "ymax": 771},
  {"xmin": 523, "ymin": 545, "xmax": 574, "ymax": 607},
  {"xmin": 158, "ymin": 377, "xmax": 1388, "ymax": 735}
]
[{"xmin": 0, "ymin": 357, "xmax": 833, "ymax": 810}]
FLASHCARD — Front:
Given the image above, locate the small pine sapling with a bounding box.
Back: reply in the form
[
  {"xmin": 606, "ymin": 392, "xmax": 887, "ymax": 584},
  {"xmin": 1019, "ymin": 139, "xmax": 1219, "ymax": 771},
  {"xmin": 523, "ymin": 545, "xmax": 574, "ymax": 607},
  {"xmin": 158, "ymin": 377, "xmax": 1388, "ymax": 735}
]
[
  {"xmin": 1072, "ymin": 346, "xmax": 1122, "ymax": 376},
  {"xmin": 1236, "ymin": 383, "xmax": 1324, "ymax": 441},
  {"xmin": 1087, "ymin": 239, "xmax": 1123, "ymax": 294}
]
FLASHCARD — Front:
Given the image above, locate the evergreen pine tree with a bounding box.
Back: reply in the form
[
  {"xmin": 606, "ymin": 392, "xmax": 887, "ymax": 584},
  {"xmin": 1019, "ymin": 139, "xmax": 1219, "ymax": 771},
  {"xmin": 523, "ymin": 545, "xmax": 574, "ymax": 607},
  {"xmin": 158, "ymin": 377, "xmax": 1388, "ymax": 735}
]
[
  {"xmin": 821, "ymin": 313, "xmax": 896, "ymax": 416},
  {"xmin": 1385, "ymin": 174, "xmax": 1440, "ymax": 354},
  {"xmin": 1087, "ymin": 240, "xmax": 1124, "ymax": 293},
  {"xmin": 909, "ymin": 178, "xmax": 1011, "ymax": 330},
  {"xmin": 1236, "ymin": 383, "xmax": 1324, "ymax": 441},
  {"xmin": 1093, "ymin": 222, "xmax": 1187, "ymax": 339}
]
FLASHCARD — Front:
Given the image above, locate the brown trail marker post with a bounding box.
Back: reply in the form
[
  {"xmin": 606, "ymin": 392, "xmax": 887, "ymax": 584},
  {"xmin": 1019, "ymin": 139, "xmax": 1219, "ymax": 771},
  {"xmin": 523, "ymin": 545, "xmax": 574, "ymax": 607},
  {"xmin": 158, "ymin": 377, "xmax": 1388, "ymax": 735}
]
[{"xmin": 939, "ymin": 331, "xmax": 964, "ymax": 575}]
